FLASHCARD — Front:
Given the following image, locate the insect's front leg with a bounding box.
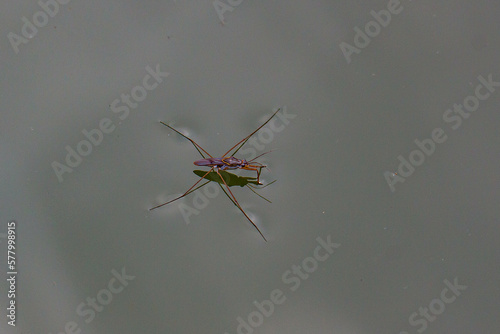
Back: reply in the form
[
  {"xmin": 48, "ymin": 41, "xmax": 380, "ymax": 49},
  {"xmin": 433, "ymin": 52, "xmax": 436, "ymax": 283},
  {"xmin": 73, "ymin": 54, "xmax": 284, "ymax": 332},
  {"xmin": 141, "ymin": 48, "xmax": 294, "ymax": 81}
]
[{"xmin": 256, "ymin": 167, "xmax": 263, "ymax": 184}]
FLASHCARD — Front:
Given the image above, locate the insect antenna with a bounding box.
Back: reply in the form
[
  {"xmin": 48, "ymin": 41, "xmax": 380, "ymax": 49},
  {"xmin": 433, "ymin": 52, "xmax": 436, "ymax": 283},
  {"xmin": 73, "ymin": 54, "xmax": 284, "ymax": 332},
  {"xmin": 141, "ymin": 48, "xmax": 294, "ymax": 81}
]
[{"xmin": 248, "ymin": 149, "xmax": 275, "ymax": 163}]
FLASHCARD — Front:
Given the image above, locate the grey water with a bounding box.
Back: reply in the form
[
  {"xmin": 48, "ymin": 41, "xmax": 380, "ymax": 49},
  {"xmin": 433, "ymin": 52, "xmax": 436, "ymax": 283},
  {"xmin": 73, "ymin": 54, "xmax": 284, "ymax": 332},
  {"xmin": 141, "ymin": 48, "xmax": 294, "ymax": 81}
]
[{"xmin": 1, "ymin": 1, "xmax": 499, "ymax": 333}]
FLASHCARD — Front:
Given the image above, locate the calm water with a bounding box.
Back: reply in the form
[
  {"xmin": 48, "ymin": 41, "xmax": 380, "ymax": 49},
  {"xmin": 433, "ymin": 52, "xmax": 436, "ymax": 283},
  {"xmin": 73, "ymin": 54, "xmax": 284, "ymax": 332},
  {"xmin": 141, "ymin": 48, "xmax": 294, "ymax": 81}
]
[{"xmin": 1, "ymin": 1, "xmax": 499, "ymax": 333}]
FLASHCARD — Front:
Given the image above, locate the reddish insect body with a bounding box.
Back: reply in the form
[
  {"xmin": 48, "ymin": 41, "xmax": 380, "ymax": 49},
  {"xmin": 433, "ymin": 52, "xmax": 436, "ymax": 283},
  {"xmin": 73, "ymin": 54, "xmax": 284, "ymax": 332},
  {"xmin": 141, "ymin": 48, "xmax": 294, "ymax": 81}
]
[
  {"xmin": 150, "ymin": 108, "xmax": 281, "ymax": 241},
  {"xmin": 193, "ymin": 157, "xmax": 265, "ymax": 181}
]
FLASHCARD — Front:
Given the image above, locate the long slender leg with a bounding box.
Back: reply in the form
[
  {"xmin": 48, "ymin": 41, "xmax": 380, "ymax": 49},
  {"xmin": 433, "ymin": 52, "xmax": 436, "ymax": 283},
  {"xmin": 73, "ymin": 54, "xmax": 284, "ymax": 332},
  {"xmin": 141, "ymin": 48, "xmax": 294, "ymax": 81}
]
[
  {"xmin": 215, "ymin": 169, "xmax": 267, "ymax": 241},
  {"xmin": 173, "ymin": 179, "xmax": 211, "ymax": 200},
  {"xmin": 249, "ymin": 179, "xmax": 277, "ymax": 190},
  {"xmin": 149, "ymin": 167, "xmax": 215, "ymax": 210},
  {"xmin": 245, "ymin": 185, "xmax": 272, "ymax": 203},
  {"xmin": 160, "ymin": 121, "xmax": 213, "ymax": 158},
  {"xmin": 222, "ymin": 108, "xmax": 281, "ymax": 157}
]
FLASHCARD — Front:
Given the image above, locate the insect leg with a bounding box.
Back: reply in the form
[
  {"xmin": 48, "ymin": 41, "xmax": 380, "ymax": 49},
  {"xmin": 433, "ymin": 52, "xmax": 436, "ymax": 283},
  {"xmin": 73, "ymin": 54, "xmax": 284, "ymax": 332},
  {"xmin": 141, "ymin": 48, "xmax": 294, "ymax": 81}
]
[
  {"xmin": 149, "ymin": 167, "xmax": 215, "ymax": 211},
  {"xmin": 159, "ymin": 121, "xmax": 213, "ymax": 158},
  {"xmin": 222, "ymin": 108, "xmax": 281, "ymax": 157},
  {"xmin": 215, "ymin": 169, "xmax": 267, "ymax": 241}
]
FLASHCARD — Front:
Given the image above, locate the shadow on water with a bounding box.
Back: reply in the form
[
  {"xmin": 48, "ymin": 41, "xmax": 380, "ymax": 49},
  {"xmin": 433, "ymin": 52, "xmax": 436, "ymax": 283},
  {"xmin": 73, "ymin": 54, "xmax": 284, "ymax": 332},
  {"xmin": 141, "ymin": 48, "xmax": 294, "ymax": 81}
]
[{"xmin": 192, "ymin": 169, "xmax": 276, "ymax": 204}]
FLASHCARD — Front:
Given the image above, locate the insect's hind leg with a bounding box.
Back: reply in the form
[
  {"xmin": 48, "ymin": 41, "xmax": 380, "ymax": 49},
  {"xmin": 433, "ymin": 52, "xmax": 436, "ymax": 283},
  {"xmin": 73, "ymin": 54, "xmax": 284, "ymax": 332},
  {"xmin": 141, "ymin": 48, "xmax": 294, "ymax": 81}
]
[{"xmin": 159, "ymin": 121, "xmax": 213, "ymax": 159}]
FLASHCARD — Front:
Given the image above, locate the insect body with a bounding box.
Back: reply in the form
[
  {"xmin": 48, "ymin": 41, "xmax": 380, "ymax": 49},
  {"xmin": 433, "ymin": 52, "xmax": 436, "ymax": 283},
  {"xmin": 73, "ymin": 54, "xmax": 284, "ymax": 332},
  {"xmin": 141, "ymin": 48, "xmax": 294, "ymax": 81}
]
[
  {"xmin": 194, "ymin": 157, "xmax": 265, "ymax": 181},
  {"xmin": 150, "ymin": 108, "xmax": 281, "ymax": 241},
  {"xmin": 194, "ymin": 157, "xmax": 249, "ymax": 169}
]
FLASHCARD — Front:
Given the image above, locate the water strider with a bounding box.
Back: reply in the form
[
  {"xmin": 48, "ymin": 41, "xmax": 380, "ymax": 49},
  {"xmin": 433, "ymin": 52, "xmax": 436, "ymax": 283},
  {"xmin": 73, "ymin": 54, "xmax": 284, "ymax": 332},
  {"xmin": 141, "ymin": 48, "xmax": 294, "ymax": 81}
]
[{"xmin": 150, "ymin": 108, "xmax": 281, "ymax": 241}]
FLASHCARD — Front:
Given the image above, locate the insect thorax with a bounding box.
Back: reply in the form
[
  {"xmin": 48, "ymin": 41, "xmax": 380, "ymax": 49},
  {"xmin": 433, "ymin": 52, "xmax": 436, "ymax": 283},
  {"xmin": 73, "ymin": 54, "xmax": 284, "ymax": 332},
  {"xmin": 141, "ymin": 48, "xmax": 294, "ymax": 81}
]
[{"xmin": 223, "ymin": 156, "xmax": 246, "ymax": 166}]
